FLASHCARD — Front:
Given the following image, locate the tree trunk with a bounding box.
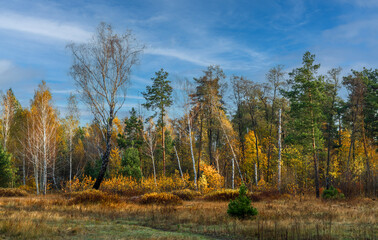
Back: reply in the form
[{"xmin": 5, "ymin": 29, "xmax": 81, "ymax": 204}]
[
  {"xmin": 174, "ymin": 146, "xmax": 184, "ymax": 181},
  {"xmin": 34, "ymin": 160, "xmax": 39, "ymax": 195},
  {"xmin": 22, "ymin": 153, "xmax": 26, "ymax": 186},
  {"xmin": 69, "ymin": 131, "xmax": 72, "ymax": 192},
  {"xmin": 151, "ymin": 153, "xmax": 157, "ymax": 187},
  {"xmin": 362, "ymin": 121, "xmax": 371, "ymax": 196},
  {"xmin": 197, "ymin": 117, "xmax": 203, "ymax": 178},
  {"xmin": 312, "ymin": 123, "xmax": 320, "ymax": 198},
  {"xmin": 253, "ymin": 130, "xmax": 260, "ymax": 182},
  {"xmin": 188, "ymin": 114, "xmax": 197, "ymax": 189},
  {"xmin": 93, "ymin": 116, "xmax": 114, "ymax": 189},
  {"xmin": 232, "ymin": 158, "xmax": 235, "ymax": 189},
  {"xmin": 162, "ymin": 111, "xmax": 166, "ymax": 176}
]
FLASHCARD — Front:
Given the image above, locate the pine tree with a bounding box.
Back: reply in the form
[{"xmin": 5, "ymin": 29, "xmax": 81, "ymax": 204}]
[
  {"xmin": 121, "ymin": 147, "xmax": 142, "ymax": 181},
  {"xmin": 0, "ymin": 144, "xmax": 15, "ymax": 187},
  {"xmin": 142, "ymin": 69, "xmax": 173, "ymax": 176},
  {"xmin": 283, "ymin": 52, "xmax": 326, "ymax": 198}
]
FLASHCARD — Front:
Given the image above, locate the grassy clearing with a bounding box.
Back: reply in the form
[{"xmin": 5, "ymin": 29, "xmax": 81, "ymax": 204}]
[{"xmin": 0, "ymin": 193, "xmax": 376, "ymax": 239}]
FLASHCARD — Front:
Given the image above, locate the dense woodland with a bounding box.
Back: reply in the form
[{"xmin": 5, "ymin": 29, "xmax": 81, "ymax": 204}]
[{"xmin": 0, "ymin": 24, "xmax": 376, "ymax": 198}]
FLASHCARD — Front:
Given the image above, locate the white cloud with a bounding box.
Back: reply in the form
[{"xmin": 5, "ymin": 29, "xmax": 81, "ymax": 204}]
[
  {"xmin": 322, "ymin": 18, "xmax": 378, "ymax": 46},
  {"xmin": 338, "ymin": 0, "xmax": 378, "ymax": 7},
  {"xmin": 0, "ymin": 12, "xmax": 91, "ymax": 42},
  {"xmin": 51, "ymin": 89, "xmax": 76, "ymax": 94},
  {"xmin": 146, "ymin": 45, "xmax": 269, "ymax": 71},
  {"xmin": 0, "ymin": 59, "xmax": 40, "ymax": 85},
  {"xmin": 146, "ymin": 48, "xmax": 212, "ymax": 67}
]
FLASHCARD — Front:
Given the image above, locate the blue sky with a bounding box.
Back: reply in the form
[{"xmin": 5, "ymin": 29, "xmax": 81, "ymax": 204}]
[{"xmin": 0, "ymin": 0, "xmax": 377, "ymax": 122}]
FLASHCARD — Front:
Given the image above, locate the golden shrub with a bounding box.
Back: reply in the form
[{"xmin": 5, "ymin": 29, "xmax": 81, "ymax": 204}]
[
  {"xmin": 140, "ymin": 192, "xmax": 182, "ymax": 205},
  {"xmin": 201, "ymin": 164, "xmax": 224, "ymax": 191},
  {"xmin": 62, "ymin": 176, "xmax": 95, "ymax": 193},
  {"xmin": 101, "ymin": 176, "xmax": 144, "ymax": 196}
]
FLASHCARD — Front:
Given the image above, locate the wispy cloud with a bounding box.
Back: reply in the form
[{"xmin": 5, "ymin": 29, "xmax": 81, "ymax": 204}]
[
  {"xmin": 0, "ymin": 59, "xmax": 41, "ymax": 84},
  {"xmin": 0, "ymin": 12, "xmax": 91, "ymax": 42},
  {"xmin": 146, "ymin": 48, "xmax": 212, "ymax": 67},
  {"xmin": 323, "ymin": 18, "xmax": 378, "ymax": 46},
  {"xmin": 51, "ymin": 89, "xmax": 76, "ymax": 94}
]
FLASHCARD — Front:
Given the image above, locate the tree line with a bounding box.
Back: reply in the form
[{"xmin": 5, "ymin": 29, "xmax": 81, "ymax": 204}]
[{"xmin": 0, "ymin": 23, "xmax": 376, "ymax": 197}]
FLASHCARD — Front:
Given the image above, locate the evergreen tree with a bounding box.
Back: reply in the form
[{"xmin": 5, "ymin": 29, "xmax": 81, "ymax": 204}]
[
  {"xmin": 0, "ymin": 145, "xmax": 15, "ymax": 187},
  {"xmin": 227, "ymin": 183, "xmax": 258, "ymax": 219},
  {"xmin": 283, "ymin": 52, "xmax": 326, "ymax": 198},
  {"xmin": 121, "ymin": 147, "xmax": 142, "ymax": 181},
  {"xmin": 191, "ymin": 65, "xmax": 225, "ymax": 169},
  {"xmin": 142, "ymin": 69, "xmax": 173, "ymax": 176},
  {"xmin": 117, "ymin": 108, "xmax": 143, "ymax": 149}
]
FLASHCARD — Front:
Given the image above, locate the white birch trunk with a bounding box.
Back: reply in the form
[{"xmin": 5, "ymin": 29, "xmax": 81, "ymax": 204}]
[
  {"xmin": 174, "ymin": 146, "xmax": 184, "ymax": 181},
  {"xmin": 188, "ymin": 114, "xmax": 197, "ymax": 189}
]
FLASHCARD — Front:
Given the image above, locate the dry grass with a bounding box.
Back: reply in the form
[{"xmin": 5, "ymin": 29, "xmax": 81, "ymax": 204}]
[
  {"xmin": 203, "ymin": 189, "xmax": 239, "ymax": 201},
  {"xmin": 171, "ymin": 189, "xmax": 201, "ymax": 201},
  {"xmin": 140, "ymin": 192, "xmax": 183, "ymax": 205},
  {"xmin": 0, "ymin": 193, "xmax": 376, "ymax": 239},
  {"xmin": 0, "ymin": 188, "xmax": 28, "ymax": 197},
  {"xmin": 66, "ymin": 189, "xmax": 120, "ymax": 205}
]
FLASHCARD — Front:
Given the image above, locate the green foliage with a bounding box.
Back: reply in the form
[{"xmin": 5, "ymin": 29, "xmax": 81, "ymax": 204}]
[
  {"xmin": 117, "ymin": 108, "xmax": 143, "ymax": 149},
  {"xmin": 0, "ymin": 146, "xmax": 15, "ymax": 187},
  {"xmin": 142, "ymin": 69, "xmax": 173, "ymax": 123},
  {"xmin": 322, "ymin": 186, "xmax": 345, "ymax": 200},
  {"xmin": 227, "ymin": 184, "xmax": 258, "ymax": 219},
  {"xmin": 283, "ymin": 52, "xmax": 326, "ymax": 151},
  {"xmin": 121, "ymin": 147, "xmax": 142, "ymax": 181},
  {"xmin": 84, "ymin": 158, "xmax": 103, "ymax": 179}
]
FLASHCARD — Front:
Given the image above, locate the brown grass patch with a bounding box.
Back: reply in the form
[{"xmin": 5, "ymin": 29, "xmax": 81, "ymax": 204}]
[
  {"xmin": 171, "ymin": 189, "xmax": 201, "ymax": 201},
  {"xmin": 67, "ymin": 189, "xmax": 119, "ymax": 205},
  {"xmin": 0, "ymin": 188, "xmax": 28, "ymax": 197},
  {"xmin": 140, "ymin": 192, "xmax": 183, "ymax": 205},
  {"xmin": 203, "ymin": 189, "xmax": 239, "ymax": 201}
]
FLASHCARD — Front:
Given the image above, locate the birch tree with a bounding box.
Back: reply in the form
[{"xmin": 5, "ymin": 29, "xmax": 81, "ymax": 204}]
[
  {"xmin": 68, "ymin": 22, "xmax": 143, "ymax": 189},
  {"xmin": 143, "ymin": 119, "xmax": 157, "ymax": 186},
  {"xmin": 65, "ymin": 93, "xmax": 79, "ymax": 191},
  {"xmin": 0, "ymin": 89, "xmax": 19, "ymax": 151}
]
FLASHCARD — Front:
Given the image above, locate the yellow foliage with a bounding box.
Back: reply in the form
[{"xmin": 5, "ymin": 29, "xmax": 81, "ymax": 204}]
[
  {"xmin": 200, "ymin": 164, "xmax": 224, "ymax": 191},
  {"xmin": 198, "ymin": 175, "xmax": 208, "ymax": 193},
  {"xmin": 108, "ymin": 147, "xmax": 122, "ymax": 177},
  {"xmin": 112, "ymin": 117, "xmax": 123, "ymax": 136},
  {"xmin": 62, "ymin": 176, "xmax": 95, "ymax": 192},
  {"xmin": 243, "ymin": 130, "xmax": 267, "ymax": 182}
]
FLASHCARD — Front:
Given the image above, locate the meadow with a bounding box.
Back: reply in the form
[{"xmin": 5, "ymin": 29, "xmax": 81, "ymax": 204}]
[{"xmin": 0, "ymin": 189, "xmax": 376, "ymax": 239}]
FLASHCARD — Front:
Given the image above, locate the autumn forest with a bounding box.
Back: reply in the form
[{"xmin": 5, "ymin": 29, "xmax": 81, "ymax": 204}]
[{"xmin": 0, "ymin": 22, "xmax": 377, "ymax": 239}]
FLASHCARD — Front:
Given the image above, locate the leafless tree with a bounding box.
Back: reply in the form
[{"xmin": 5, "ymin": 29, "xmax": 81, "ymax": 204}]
[{"xmin": 68, "ymin": 23, "xmax": 144, "ymax": 189}]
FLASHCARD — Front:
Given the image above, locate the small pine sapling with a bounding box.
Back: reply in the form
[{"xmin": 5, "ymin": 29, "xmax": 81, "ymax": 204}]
[{"xmin": 227, "ymin": 183, "xmax": 258, "ymax": 219}]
